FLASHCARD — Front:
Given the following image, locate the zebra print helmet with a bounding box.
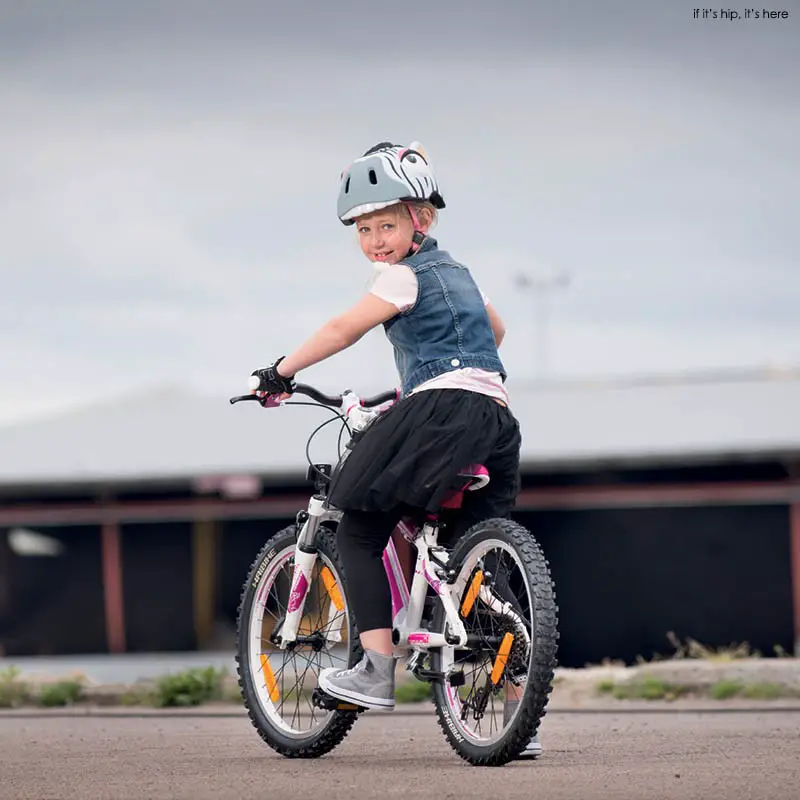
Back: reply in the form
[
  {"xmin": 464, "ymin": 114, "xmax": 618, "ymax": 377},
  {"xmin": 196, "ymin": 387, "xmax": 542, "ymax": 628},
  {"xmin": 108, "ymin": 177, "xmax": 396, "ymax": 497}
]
[{"xmin": 337, "ymin": 141, "xmax": 446, "ymax": 226}]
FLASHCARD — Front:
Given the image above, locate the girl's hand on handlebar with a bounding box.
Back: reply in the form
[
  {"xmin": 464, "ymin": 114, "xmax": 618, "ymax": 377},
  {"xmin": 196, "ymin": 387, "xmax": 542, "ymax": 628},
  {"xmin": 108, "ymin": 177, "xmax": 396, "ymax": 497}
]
[{"xmin": 249, "ymin": 356, "xmax": 297, "ymax": 398}]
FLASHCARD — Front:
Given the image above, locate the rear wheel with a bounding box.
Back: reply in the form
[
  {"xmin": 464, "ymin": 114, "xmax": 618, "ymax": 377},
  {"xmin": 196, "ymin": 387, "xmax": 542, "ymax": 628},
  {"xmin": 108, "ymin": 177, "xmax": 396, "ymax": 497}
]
[
  {"xmin": 431, "ymin": 518, "xmax": 558, "ymax": 766},
  {"xmin": 236, "ymin": 523, "xmax": 362, "ymax": 758}
]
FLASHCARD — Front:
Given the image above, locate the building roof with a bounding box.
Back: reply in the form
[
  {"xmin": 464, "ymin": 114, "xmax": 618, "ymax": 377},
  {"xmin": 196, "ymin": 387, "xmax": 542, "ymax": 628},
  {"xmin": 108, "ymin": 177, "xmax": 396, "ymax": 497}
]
[{"xmin": 1, "ymin": 367, "xmax": 799, "ymax": 490}]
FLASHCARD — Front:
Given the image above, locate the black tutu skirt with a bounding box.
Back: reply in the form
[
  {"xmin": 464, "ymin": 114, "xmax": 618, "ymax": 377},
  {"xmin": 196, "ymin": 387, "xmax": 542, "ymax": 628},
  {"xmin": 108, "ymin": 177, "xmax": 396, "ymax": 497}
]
[{"xmin": 328, "ymin": 388, "xmax": 521, "ymax": 514}]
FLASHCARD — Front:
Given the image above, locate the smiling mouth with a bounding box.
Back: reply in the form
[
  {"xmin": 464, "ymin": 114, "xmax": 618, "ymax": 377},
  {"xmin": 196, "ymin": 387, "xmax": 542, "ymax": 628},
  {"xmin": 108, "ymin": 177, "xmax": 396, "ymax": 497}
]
[{"xmin": 374, "ymin": 251, "xmax": 394, "ymax": 260}]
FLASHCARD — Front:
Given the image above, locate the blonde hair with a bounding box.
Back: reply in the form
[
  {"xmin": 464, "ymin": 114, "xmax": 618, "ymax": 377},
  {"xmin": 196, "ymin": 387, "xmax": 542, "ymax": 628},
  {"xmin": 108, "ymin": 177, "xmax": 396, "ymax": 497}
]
[
  {"xmin": 402, "ymin": 201, "xmax": 439, "ymax": 231},
  {"xmin": 354, "ymin": 201, "xmax": 439, "ymax": 232}
]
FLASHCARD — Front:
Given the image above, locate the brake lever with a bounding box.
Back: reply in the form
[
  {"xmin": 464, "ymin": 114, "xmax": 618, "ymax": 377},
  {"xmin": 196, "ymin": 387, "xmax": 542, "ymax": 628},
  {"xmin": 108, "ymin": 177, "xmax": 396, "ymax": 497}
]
[{"xmin": 229, "ymin": 393, "xmax": 283, "ymax": 407}]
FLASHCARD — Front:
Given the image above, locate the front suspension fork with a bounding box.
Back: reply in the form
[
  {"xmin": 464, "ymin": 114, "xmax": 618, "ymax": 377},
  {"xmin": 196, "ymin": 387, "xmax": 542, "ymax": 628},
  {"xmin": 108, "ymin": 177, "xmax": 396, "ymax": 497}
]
[{"xmin": 277, "ymin": 496, "xmax": 328, "ymax": 647}]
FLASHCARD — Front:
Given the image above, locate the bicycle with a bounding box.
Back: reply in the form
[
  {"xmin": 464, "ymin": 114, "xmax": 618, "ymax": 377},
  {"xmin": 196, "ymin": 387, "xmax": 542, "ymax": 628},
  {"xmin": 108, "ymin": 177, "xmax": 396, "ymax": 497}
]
[{"xmin": 230, "ymin": 382, "xmax": 559, "ymax": 766}]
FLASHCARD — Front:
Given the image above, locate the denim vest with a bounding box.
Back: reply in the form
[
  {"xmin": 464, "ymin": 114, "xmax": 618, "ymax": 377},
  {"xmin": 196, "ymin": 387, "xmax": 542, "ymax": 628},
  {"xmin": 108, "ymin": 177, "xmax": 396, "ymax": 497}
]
[{"xmin": 383, "ymin": 237, "xmax": 506, "ymax": 397}]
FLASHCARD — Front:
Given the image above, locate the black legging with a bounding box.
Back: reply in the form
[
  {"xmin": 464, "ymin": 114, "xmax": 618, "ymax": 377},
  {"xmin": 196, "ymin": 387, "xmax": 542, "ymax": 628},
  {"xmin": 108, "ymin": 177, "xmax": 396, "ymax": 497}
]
[
  {"xmin": 336, "ymin": 507, "xmax": 407, "ymax": 632},
  {"xmin": 336, "ymin": 452, "xmax": 521, "ymax": 633}
]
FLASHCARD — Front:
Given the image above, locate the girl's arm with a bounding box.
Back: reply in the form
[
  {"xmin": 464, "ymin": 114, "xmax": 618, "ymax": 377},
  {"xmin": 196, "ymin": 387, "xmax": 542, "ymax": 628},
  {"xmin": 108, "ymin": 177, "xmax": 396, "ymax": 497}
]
[
  {"xmin": 486, "ymin": 302, "xmax": 506, "ymax": 347},
  {"xmin": 277, "ymin": 293, "xmax": 398, "ymax": 377}
]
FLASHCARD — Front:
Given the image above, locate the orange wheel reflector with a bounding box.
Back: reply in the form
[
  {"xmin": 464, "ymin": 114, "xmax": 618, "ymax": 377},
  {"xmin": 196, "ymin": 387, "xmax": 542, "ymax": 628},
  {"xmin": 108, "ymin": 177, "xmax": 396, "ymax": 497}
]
[
  {"xmin": 490, "ymin": 632, "xmax": 515, "ymax": 685},
  {"xmin": 321, "ymin": 566, "xmax": 345, "ymax": 611},
  {"xmin": 260, "ymin": 654, "xmax": 280, "ymax": 702},
  {"xmin": 460, "ymin": 570, "xmax": 484, "ymax": 617}
]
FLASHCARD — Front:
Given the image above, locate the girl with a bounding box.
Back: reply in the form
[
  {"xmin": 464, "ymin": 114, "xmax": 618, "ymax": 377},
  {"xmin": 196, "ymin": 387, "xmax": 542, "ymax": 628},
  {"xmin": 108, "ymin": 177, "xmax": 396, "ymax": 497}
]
[{"xmin": 250, "ymin": 141, "xmax": 540, "ymax": 758}]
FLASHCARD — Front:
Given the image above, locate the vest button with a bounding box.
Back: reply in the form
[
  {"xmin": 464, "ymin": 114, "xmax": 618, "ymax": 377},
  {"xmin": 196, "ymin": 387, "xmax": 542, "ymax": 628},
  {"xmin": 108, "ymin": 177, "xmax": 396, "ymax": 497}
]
[{"xmin": 450, "ymin": 358, "xmax": 460, "ymax": 367}]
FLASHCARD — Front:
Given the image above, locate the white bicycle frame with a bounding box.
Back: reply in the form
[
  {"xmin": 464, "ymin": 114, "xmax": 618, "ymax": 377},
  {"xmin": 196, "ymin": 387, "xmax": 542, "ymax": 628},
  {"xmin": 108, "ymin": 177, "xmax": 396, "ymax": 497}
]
[{"xmin": 276, "ymin": 390, "xmax": 475, "ymax": 656}]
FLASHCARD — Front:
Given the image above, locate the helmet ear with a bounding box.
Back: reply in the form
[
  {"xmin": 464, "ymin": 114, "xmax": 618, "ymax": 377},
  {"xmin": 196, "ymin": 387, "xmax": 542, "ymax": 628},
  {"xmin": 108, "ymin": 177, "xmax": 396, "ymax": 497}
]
[{"xmin": 408, "ymin": 141, "xmax": 427, "ymax": 160}]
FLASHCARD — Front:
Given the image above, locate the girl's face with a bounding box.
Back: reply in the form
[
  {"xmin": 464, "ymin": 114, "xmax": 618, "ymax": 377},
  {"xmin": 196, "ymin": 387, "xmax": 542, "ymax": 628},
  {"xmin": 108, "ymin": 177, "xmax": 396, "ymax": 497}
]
[{"xmin": 355, "ymin": 205, "xmax": 421, "ymax": 265}]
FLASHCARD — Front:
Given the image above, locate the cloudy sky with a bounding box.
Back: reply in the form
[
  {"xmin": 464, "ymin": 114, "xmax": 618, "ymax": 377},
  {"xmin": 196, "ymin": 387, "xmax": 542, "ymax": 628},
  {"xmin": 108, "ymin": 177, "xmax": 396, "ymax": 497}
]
[{"xmin": 1, "ymin": 0, "xmax": 798, "ymax": 425}]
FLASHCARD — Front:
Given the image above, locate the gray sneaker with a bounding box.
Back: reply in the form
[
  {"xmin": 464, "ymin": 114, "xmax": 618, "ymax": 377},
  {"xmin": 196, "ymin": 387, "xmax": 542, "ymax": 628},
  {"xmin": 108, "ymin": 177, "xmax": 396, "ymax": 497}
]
[
  {"xmin": 318, "ymin": 650, "xmax": 396, "ymax": 710},
  {"xmin": 504, "ymin": 699, "xmax": 542, "ymax": 759},
  {"xmin": 518, "ymin": 733, "xmax": 542, "ymax": 759}
]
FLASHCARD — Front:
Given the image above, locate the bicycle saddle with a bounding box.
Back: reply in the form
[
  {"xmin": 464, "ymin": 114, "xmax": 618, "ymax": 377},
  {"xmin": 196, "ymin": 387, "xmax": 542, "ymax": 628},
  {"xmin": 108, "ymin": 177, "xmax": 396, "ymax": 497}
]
[
  {"xmin": 439, "ymin": 464, "xmax": 490, "ymax": 510},
  {"xmin": 456, "ymin": 463, "xmax": 490, "ymax": 491}
]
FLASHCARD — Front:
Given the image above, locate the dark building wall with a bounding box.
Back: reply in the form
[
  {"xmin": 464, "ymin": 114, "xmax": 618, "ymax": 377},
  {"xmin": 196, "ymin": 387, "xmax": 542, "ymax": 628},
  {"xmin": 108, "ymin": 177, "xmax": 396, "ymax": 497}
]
[
  {"xmin": 220, "ymin": 518, "xmax": 298, "ymax": 625},
  {"xmin": 121, "ymin": 522, "xmax": 195, "ymax": 652},
  {"xmin": 0, "ymin": 526, "xmax": 106, "ymax": 656},
  {"xmin": 521, "ymin": 505, "xmax": 793, "ymax": 667}
]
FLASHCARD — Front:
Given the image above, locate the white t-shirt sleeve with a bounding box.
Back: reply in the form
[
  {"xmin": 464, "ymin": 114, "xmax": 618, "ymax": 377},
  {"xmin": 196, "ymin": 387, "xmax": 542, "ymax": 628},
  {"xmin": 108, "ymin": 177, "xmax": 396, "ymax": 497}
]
[
  {"xmin": 369, "ymin": 265, "xmax": 419, "ymax": 312},
  {"xmin": 370, "ymin": 263, "xmax": 490, "ymax": 311}
]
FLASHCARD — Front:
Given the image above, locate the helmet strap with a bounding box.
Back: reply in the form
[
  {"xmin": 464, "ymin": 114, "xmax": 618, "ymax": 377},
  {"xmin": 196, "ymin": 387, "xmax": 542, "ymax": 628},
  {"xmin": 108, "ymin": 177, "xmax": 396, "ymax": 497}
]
[{"xmin": 405, "ymin": 203, "xmax": 426, "ymax": 256}]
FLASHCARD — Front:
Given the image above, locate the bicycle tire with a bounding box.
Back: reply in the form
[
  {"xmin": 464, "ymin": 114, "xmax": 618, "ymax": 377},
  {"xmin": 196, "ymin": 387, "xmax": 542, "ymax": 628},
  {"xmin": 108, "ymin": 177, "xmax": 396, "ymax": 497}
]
[
  {"xmin": 430, "ymin": 518, "xmax": 558, "ymax": 766},
  {"xmin": 236, "ymin": 523, "xmax": 362, "ymax": 758}
]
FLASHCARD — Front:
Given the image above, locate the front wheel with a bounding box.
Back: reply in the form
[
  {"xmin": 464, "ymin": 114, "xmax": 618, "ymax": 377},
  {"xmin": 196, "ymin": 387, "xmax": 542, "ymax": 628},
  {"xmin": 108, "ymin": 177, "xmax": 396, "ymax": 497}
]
[
  {"xmin": 431, "ymin": 518, "xmax": 558, "ymax": 766},
  {"xmin": 236, "ymin": 523, "xmax": 362, "ymax": 758}
]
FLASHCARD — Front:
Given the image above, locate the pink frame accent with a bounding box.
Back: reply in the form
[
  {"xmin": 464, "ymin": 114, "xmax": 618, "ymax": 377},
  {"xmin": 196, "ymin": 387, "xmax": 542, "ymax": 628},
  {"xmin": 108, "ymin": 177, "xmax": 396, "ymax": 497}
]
[
  {"xmin": 382, "ymin": 535, "xmax": 411, "ymax": 622},
  {"xmin": 286, "ymin": 570, "xmax": 309, "ymax": 613},
  {"xmin": 380, "ymin": 517, "xmax": 463, "ymax": 645}
]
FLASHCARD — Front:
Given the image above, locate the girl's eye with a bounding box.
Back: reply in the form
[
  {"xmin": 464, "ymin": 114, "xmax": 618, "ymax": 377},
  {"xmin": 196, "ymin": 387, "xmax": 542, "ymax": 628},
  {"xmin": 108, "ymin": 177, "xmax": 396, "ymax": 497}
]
[{"xmin": 382, "ymin": 224, "xmax": 394, "ymax": 230}]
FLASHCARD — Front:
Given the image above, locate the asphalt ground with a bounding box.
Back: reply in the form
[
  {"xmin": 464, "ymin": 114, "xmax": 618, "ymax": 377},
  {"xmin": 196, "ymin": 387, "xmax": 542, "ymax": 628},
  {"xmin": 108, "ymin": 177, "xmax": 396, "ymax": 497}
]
[{"xmin": 2, "ymin": 707, "xmax": 799, "ymax": 800}]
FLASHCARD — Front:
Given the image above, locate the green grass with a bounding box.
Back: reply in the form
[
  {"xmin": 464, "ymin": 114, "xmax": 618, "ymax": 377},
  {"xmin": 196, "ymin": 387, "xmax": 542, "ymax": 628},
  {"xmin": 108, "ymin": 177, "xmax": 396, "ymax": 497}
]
[
  {"xmin": 395, "ymin": 678, "xmax": 433, "ymax": 704},
  {"xmin": 598, "ymin": 676, "xmax": 798, "ymax": 702},
  {"xmin": 0, "ymin": 666, "xmax": 29, "ymax": 708},
  {"xmin": 710, "ymin": 680, "xmax": 743, "ymax": 700},
  {"xmin": 38, "ymin": 680, "xmax": 84, "ymax": 707},
  {"xmin": 741, "ymin": 682, "xmax": 785, "ymax": 700},
  {"xmin": 599, "ymin": 676, "xmax": 688, "ymax": 701},
  {"xmin": 153, "ymin": 667, "xmax": 226, "ymax": 708},
  {"xmin": 613, "ymin": 677, "xmax": 676, "ymax": 700},
  {"xmin": 709, "ymin": 680, "xmax": 798, "ymax": 700}
]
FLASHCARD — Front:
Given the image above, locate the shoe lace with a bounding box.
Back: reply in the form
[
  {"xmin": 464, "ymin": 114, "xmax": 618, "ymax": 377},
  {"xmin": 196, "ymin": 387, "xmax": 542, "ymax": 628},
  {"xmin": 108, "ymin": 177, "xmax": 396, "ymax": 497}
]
[{"xmin": 335, "ymin": 658, "xmax": 368, "ymax": 678}]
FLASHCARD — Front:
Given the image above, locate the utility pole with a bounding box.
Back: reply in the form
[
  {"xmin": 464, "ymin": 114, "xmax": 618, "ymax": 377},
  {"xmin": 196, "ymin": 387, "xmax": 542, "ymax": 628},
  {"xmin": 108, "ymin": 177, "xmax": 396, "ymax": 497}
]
[{"xmin": 514, "ymin": 267, "xmax": 571, "ymax": 380}]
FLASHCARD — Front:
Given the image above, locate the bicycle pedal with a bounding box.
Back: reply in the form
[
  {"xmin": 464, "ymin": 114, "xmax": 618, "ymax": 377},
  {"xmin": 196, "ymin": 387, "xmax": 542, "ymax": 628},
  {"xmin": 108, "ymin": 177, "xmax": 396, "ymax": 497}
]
[{"xmin": 311, "ymin": 687, "xmax": 367, "ymax": 713}]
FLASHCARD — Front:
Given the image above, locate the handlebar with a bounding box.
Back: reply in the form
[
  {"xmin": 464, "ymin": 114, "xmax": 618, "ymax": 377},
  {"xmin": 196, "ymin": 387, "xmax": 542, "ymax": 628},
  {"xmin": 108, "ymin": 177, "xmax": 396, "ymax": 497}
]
[{"xmin": 229, "ymin": 383, "xmax": 400, "ymax": 409}]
